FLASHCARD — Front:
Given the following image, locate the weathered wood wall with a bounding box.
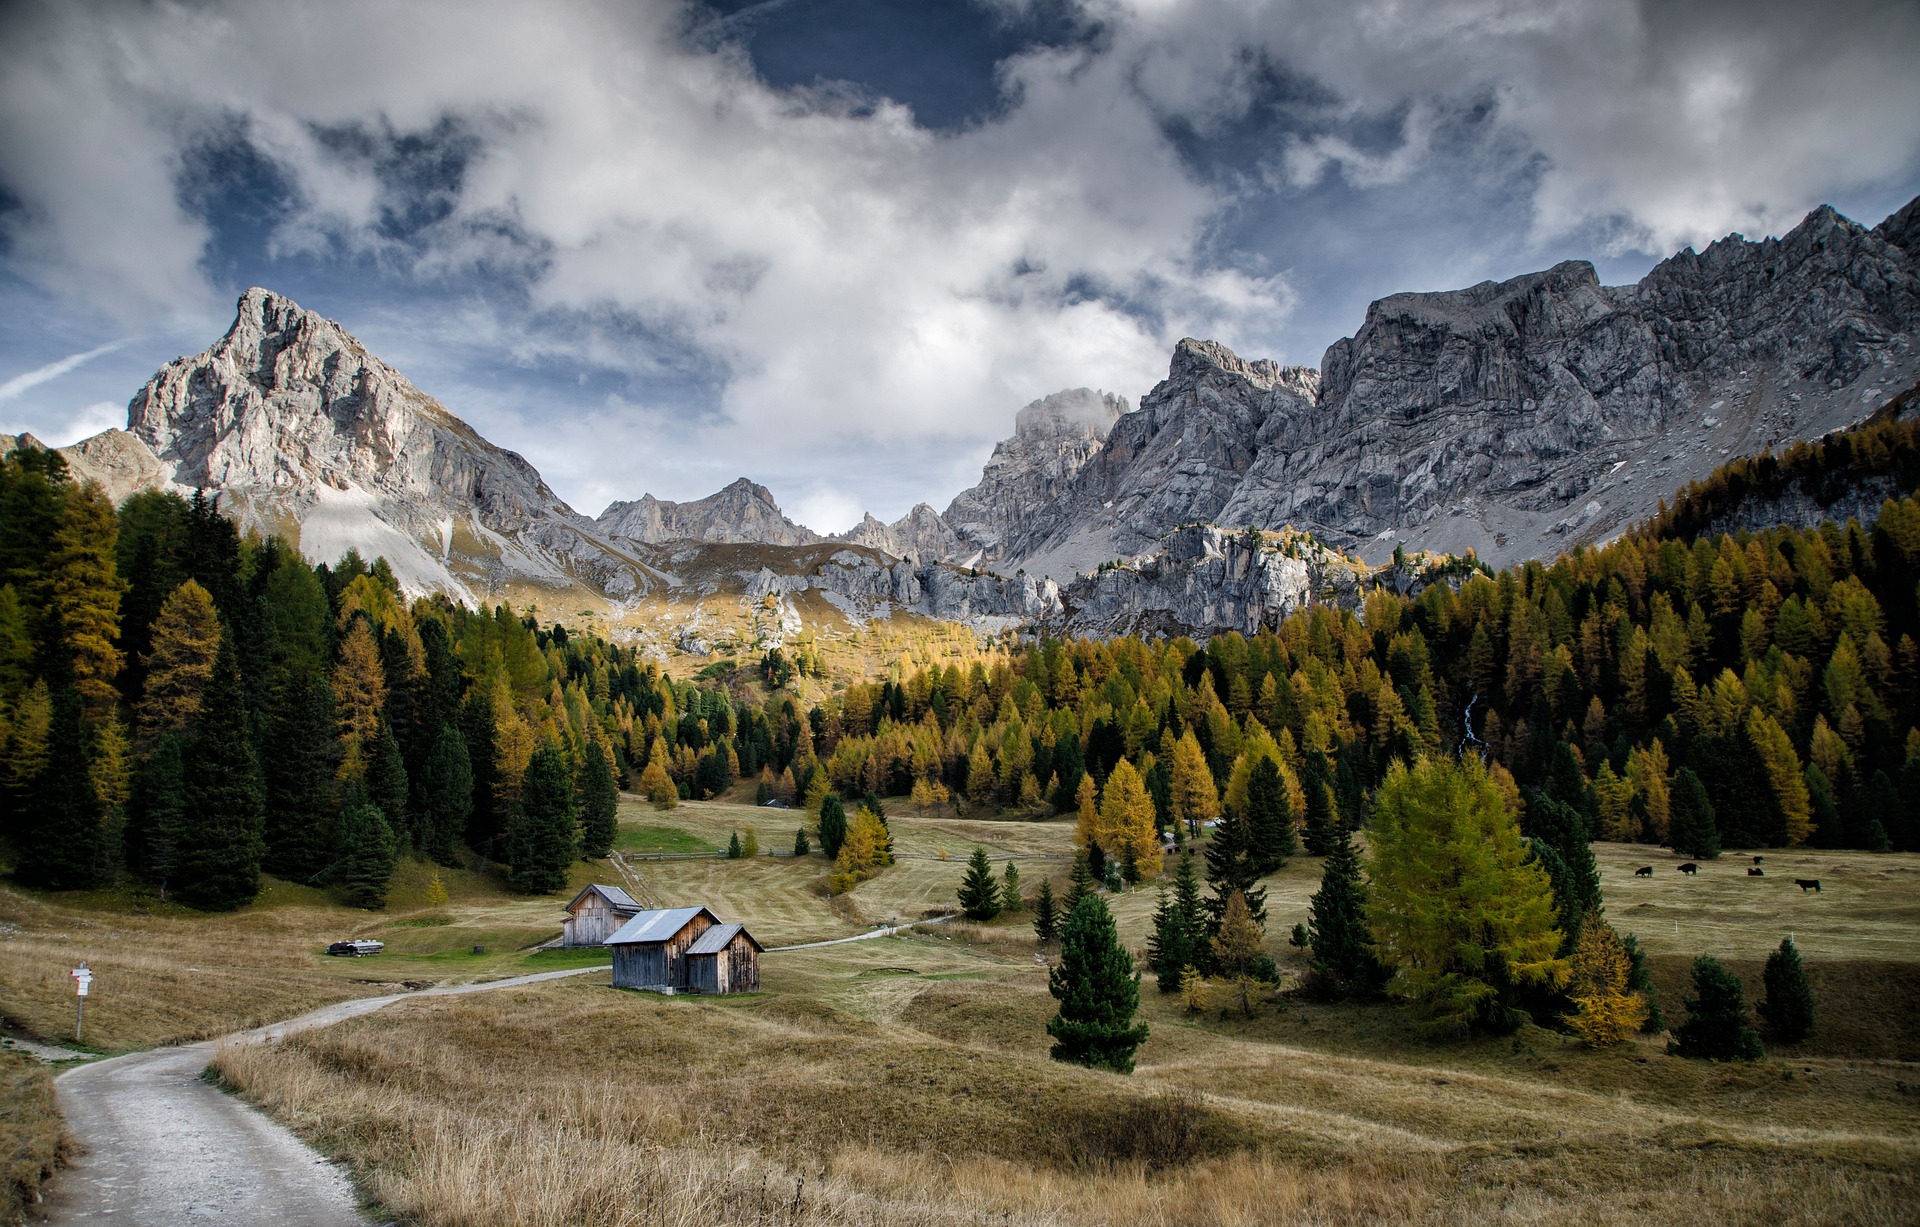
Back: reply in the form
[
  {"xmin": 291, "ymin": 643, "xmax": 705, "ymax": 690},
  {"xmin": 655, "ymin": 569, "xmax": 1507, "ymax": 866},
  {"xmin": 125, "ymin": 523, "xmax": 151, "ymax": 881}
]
[
  {"xmin": 611, "ymin": 914, "xmax": 715, "ymax": 988},
  {"xmin": 565, "ymin": 895, "xmax": 624, "ymax": 946}
]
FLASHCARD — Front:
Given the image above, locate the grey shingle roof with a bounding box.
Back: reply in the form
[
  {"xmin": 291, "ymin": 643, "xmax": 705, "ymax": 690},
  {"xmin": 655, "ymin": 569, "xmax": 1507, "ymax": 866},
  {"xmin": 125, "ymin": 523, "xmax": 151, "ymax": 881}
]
[
  {"xmin": 605, "ymin": 906, "xmax": 713, "ymax": 945},
  {"xmin": 565, "ymin": 884, "xmax": 642, "ymax": 914}
]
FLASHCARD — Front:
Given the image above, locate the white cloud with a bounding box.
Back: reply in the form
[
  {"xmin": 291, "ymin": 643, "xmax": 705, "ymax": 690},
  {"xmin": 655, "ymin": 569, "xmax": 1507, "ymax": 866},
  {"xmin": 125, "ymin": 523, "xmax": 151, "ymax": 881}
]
[{"xmin": 0, "ymin": 340, "xmax": 127, "ymax": 402}]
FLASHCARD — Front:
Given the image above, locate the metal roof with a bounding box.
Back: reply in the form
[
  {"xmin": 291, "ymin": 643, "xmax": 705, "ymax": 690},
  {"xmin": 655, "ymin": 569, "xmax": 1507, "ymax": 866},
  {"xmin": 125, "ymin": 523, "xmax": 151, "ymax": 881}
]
[
  {"xmin": 686, "ymin": 923, "xmax": 744, "ymax": 955},
  {"xmin": 605, "ymin": 906, "xmax": 714, "ymax": 945},
  {"xmin": 565, "ymin": 884, "xmax": 642, "ymax": 914}
]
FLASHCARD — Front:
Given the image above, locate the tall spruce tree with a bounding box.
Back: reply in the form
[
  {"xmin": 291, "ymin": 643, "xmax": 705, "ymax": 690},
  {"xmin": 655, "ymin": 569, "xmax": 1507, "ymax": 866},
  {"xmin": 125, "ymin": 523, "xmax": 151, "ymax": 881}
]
[
  {"xmin": 175, "ymin": 637, "xmax": 266, "ymax": 911},
  {"xmin": 1146, "ymin": 851, "xmax": 1205, "ymax": 991},
  {"xmin": 1203, "ymin": 798, "xmax": 1266, "ymax": 937},
  {"xmin": 1669, "ymin": 767, "xmax": 1721, "ymax": 859},
  {"xmin": 1306, "ymin": 820, "xmax": 1383, "ymax": 998},
  {"xmin": 1000, "ymin": 861, "xmax": 1023, "ymax": 912},
  {"xmin": 1760, "ymin": 937, "xmax": 1816, "ymax": 1043},
  {"xmin": 1673, "ymin": 955, "xmax": 1764, "ymax": 1060},
  {"xmin": 125, "ymin": 730, "xmax": 186, "ymax": 893},
  {"xmin": 818, "ymin": 793, "xmax": 848, "ymax": 860},
  {"xmin": 16, "ymin": 685, "xmax": 106, "ymax": 890},
  {"xmin": 333, "ymin": 791, "xmax": 397, "ymax": 909},
  {"xmin": 576, "ymin": 743, "xmax": 618, "ymax": 860},
  {"xmin": 1301, "ymin": 749, "xmax": 1336, "ymax": 855},
  {"xmin": 415, "ymin": 722, "xmax": 473, "ymax": 867},
  {"xmin": 1032, "ymin": 878, "xmax": 1059, "ymax": 944},
  {"xmin": 365, "ymin": 719, "xmax": 411, "ymax": 850},
  {"xmin": 507, "ymin": 744, "xmax": 576, "ymax": 893},
  {"xmin": 1246, "ymin": 756, "xmax": 1296, "ymax": 875},
  {"xmin": 1622, "ymin": 931, "xmax": 1665, "ymax": 1032},
  {"xmin": 1063, "ymin": 850, "xmax": 1097, "ymax": 914},
  {"xmin": 958, "ymin": 847, "xmax": 1002, "ymax": 920},
  {"xmin": 460, "ymin": 690, "xmax": 502, "ymax": 855},
  {"xmin": 1046, "ymin": 894, "xmax": 1149, "ymax": 1073},
  {"xmin": 260, "ymin": 668, "xmax": 337, "ymax": 881}
]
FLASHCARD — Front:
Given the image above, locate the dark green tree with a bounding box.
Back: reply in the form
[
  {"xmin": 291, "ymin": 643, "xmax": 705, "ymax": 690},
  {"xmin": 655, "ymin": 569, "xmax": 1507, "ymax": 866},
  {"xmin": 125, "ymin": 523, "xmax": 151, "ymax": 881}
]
[
  {"xmin": 507, "ymin": 744, "xmax": 576, "ymax": 893},
  {"xmin": 818, "ymin": 793, "xmax": 848, "ymax": 859},
  {"xmin": 1760, "ymin": 937, "xmax": 1815, "ymax": 1044},
  {"xmin": 365, "ymin": 718, "xmax": 411, "ymax": 850},
  {"xmin": 460, "ymin": 690, "xmax": 502, "ymax": 856},
  {"xmin": 1306, "ymin": 820, "xmax": 1384, "ymax": 998},
  {"xmin": 958, "ymin": 846, "xmax": 1002, "ymax": 920},
  {"xmin": 125, "ymin": 731, "xmax": 186, "ymax": 893},
  {"xmin": 1622, "ymin": 931, "xmax": 1665, "ymax": 1032},
  {"xmin": 1301, "ymin": 750, "xmax": 1336, "ymax": 856},
  {"xmin": 173, "ymin": 638, "xmax": 266, "ymax": 911},
  {"xmin": 1145, "ymin": 851, "xmax": 1204, "ymax": 992},
  {"xmin": 1063, "ymin": 850, "xmax": 1097, "ymax": 915},
  {"xmin": 1032, "ymin": 878, "xmax": 1059, "ymax": 944},
  {"xmin": 332, "ymin": 791, "xmax": 396, "ymax": 909},
  {"xmin": 1246, "ymin": 757, "xmax": 1296, "ymax": 875},
  {"xmin": 16, "ymin": 686, "xmax": 106, "ymax": 891},
  {"xmin": 1203, "ymin": 799, "xmax": 1266, "ymax": 937},
  {"xmin": 576, "ymin": 746, "xmax": 618, "ymax": 860},
  {"xmin": 1000, "ymin": 860, "xmax": 1024, "ymax": 912},
  {"xmin": 261, "ymin": 668, "xmax": 336, "ymax": 881},
  {"xmin": 415, "ymin": 723, "xmax": 473, "ymax": 867},
  {"xmin": 1672, "ymin": 955, "xmax": 1764, "ymax": 1060},
  {"xmin": 1046, "ymin": 894, "xmax": 1149, "ymax": 1073},
  {"xmin": 1668, "ymin": 767, "xmax": 1721, "ymax": 859},
  {"xmin": 792, "ymin": 827, "xmax": 810, "ymax": 856},
  {"xmin": 727, "ymin": 830, "xmax": 742, "ymax": 858}
]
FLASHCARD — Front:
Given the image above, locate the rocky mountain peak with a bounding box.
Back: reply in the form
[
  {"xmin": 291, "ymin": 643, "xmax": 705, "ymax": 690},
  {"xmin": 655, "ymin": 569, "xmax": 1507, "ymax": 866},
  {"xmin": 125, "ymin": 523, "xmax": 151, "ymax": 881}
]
[
  {"xmin": 596, "ymin": 477, "xmax": 821, "ymax": 547},
  {"xmin": 1012, "ymin": 387, "xmax": 1127, "ymax": 440}
]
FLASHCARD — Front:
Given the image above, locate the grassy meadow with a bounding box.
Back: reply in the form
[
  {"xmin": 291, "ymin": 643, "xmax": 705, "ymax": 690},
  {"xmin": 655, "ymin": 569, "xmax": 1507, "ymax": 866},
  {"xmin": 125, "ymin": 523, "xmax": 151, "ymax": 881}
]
[{"xmin": 6, "ymin": 790, "xmax": 1920, "ymax": 1224}]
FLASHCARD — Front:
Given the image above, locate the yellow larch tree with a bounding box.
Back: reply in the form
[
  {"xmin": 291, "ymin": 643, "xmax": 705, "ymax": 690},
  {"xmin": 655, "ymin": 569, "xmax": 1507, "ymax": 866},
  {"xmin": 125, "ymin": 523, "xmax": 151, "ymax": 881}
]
[
  {"xmin": 135, "ymin": 579, "xmax": 221, "ymax": 749},
  {"xmin": 331, "ymin": 618, "xmax": 388, "ymax": 780},
  {"xmin": 1097, "ymin": 759, "xmax": 1162, "ymax": 881},
  {"xmin": 1564, "ymin": 919, "xmax": 1649, "ymax": 1048},
  {"xmin": 44, "ymin": 480, "xmax": 124, "ymax": 720},
  {"xmin": 1169, "ymin": 728, "xmax": 1218, "ymax": 831}
]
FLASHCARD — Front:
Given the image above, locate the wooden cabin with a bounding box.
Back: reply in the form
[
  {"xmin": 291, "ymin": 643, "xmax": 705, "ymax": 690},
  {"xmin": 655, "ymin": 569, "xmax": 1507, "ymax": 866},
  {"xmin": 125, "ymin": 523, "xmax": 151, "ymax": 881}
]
[
  {"xmin": 684, "ymin": 923, "xmax": 763, "ymax": 994},
  {"xmin": 606, "ymin": 906, "xmax": 761, "ymax": 993},
  {"xmin": 562, "ymin": 884, "xmax": 644, "ymax": 946}
]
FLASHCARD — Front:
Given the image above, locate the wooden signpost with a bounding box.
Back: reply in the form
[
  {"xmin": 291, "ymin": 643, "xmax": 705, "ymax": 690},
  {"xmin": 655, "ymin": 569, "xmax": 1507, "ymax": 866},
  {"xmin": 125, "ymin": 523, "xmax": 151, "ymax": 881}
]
[{"xmin": 70, "ymin": 963, "xmax": 92, "ymax": 1042}]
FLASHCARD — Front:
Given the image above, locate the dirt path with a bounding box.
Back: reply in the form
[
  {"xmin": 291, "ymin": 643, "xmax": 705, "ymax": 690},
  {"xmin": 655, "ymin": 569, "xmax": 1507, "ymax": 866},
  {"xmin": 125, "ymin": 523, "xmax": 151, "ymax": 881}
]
[
  {"xmin": 766, "ymin": 913, "xmax": 954, "ymax": 951},
  {"xmin": 42, "ymin": 964, "xmax": 606, "ymax": 1226}
]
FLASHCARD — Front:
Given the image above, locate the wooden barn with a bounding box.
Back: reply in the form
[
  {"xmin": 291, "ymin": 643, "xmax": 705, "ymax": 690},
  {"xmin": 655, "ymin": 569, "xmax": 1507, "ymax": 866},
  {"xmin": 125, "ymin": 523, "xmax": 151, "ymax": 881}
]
[
  {"xmin": 684, "ymin": 923, "xmax": 763, "ymax": 994},
  {"xmin": 562, "ymin": 884, "xmax": 644, "ymax": 946},
  {"xmin": 606, "ymin": 906, "xmax": 761, "ymax": 993}
]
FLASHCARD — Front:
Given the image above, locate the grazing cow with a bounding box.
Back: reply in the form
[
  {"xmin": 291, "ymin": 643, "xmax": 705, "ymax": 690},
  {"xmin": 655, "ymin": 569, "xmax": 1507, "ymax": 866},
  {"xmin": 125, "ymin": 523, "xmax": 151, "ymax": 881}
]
[
  {"xmin": 1795, "ymin": 879, "xmax": 1822, "ymax": 892},
  {"xmin": 1634, "ymin": 865, "xmax": 1653, "ymax": 877},
  {"xmin": 1753, "ymin": 855, "xmax": 1765, "ymax": 865},
  {"xmin": 1678, "ymin": 863, "xmax": 1699, "ymax": 875},
  {"xmin": 1748, "ymin": 867, "xmax": 1764, "ymax": 876}
]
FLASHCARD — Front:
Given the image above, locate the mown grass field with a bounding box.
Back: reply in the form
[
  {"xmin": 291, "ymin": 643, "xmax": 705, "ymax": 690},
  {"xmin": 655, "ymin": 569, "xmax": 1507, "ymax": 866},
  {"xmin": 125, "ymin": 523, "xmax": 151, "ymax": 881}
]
[{"xmin": 7, "ymin": 791, "xmax": 1920, "ymax": 1224}]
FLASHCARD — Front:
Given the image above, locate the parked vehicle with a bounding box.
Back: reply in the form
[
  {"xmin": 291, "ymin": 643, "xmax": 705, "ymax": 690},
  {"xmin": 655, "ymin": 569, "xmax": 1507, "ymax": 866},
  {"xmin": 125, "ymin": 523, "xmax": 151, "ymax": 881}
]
[{"xmin": 326, "ymin": 939, "xmax": 385, "ymax": 957}]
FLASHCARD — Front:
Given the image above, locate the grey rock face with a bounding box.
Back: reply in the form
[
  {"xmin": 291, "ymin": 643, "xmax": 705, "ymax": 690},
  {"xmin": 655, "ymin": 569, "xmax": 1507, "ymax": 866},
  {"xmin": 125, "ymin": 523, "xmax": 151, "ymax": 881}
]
[
  {"xmin": 597, "ymin": 478, "xmax": 823, "ymax": 547},
  {"xmin": 832, "ymin": 502, "xmax": 966, "ymax": 562},
  {"xmin": 742, "ymin": 550, "xmax": 1061, "ymax": 630},
  {"xmin": 942, "ymin": 387, "xmax": 1127, "ymax": 567},
  {"xmin": 126, "ymin": 287, "xmax": 657, "ymax": 600},
  {"xmin": 0, "ymin": 429, "xmax": 172, "ymax": 507}
]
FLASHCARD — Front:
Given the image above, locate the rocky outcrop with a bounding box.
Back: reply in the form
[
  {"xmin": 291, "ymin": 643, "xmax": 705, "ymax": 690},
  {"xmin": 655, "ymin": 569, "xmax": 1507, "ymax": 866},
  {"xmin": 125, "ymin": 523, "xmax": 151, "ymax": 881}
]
[
  {"xmin": 832, "ymin": 502, "xmax": 966, "ymax": 562},
  {"xmin": 125, "ymin": 287, "xmax": 660, "ymax": 601},
  {"xmin": 597, "ymin": 477, "xmax": 822, "ymax": 547},
  {"xmin": 0, "ymin": 428, "xmax": 173, "ymax": 506},
  {"xmin": 742, "ymin": 549, "xmax": 1061, "ymax": 629},
  {"xmin": 942, "ymin": 387, "xmax": 1128, "ymax": 567}
]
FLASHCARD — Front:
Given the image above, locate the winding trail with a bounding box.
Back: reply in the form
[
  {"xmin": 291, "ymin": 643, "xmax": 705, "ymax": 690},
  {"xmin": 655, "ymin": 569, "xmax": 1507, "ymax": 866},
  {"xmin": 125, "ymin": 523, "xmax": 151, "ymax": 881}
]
[
  {"xmin": 43, "ymin": 965, "xmax": 606, "ymax": 1226},
  {"xmin": 766, "ymin": 914, "xmax": 954, "ymax": 951}
]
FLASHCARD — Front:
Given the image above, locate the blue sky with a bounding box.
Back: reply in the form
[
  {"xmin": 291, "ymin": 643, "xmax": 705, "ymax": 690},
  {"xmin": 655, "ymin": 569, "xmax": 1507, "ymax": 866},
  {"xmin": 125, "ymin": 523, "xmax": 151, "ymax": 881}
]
[{"xmin": 2, "ymin": 0, "xmax": 1918, "ymax": 532}]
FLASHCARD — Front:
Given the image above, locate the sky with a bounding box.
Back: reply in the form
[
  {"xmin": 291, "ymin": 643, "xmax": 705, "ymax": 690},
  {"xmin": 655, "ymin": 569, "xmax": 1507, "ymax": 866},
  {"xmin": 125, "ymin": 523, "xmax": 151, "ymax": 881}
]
[{"xmin": 2, "ymin": 0, "xmax": 1918, "ymax": 533}]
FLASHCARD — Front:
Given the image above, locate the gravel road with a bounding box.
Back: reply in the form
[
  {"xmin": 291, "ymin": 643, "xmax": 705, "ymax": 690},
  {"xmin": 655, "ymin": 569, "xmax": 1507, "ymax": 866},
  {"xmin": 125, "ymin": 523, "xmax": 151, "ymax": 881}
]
[{"xmin": 43, "ymin": 965, "xmax": 606, "ymax": 1226}]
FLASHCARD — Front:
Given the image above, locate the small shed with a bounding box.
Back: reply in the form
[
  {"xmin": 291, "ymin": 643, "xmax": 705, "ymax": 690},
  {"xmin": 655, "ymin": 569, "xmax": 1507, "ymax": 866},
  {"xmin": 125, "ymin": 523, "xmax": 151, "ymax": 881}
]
[
  {"xmin": 684, "ymin": 923, "xmax": 763, "ymax": 994},
  {"xmin": 607, "ymin": 906, "xmax": 718, "ymax": 990},
  {"xmin": 562, "ymin": 884, "xmax": 644, "ymax": 947}
]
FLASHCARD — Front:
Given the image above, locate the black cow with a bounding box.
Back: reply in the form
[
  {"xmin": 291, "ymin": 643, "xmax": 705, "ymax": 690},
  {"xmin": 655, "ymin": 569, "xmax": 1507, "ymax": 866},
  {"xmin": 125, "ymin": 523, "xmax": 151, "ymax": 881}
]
[
  {"xmin": 1795, "ymin": 879, "xmax": 1822, "ymax": 892},
  {"xmin": 1748, "ymin": 867, "xmax": 1764, "ymax": 876},
  {"xmin": 1634, "ymin": 865, "xmax": 1653, "ymax": 877},
  {"xmin": 1752, "ymin": 855, "xmax": 1765, "ymax": 865},
  {"xmin": 1678, "ymin": 863, "xmax": 1699, "ymax": 875}
]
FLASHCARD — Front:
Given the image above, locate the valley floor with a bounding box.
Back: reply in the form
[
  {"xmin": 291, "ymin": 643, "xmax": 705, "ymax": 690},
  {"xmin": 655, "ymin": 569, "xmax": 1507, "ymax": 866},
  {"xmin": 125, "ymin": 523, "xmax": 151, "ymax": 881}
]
[{"xmin": 4, "ymin": 797, "xmax": 1919, "ymax": 1224}]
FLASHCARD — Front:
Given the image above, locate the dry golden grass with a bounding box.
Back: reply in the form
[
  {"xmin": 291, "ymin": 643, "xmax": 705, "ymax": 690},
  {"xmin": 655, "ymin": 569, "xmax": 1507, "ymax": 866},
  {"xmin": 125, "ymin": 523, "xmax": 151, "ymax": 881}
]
[
  {"xmin": 211, "ymin": 928, "xmax": 1920, "ymax": 1226},
  {"xmin": 0, "ymin": 1051, "xmax": 62, "ymax": 1225}
]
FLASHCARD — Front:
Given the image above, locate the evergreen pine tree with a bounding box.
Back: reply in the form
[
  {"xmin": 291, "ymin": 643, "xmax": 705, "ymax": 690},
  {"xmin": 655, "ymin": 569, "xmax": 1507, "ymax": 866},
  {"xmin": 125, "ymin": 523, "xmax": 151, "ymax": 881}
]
[
  {"xmin": 1032, "ymin": 878, "xmax": 1059, "ymax": 944},
  {"xmin": 1669, "ymin": 767, "xmax": 1721, "ymax": 859},
  {"xmin": 416, "ymin": 723, "xmax": 473, "ymax": 867},
  {"xmin": 1622, "ymin": 931, "xmax": 1664, "ymax": 1032},
  {"xmin": 818, "ymin": 793, "xmax": 848, "ymax": 859},
  {"xmin": 261, "ymin": 668, "xmax": 336, "ymax": 882},
  {"xmin": 333, "ymin": 792, "xmax": 397, "ymax": 909},
  {"xmin": 125, "ymin": 731, "xmax": 186, "ymax": 893},
  {"xmin": 1063, "ymin": 850, "xmax": 1097, "ymax": 914},
  {"xmin": 958, "ymin": 846, "xmax": 1002, "ymax": 919},
  {"xmin": 727, "ymin": 830, "xmax": 742, "ymax": 859},
  {"xmin": 576, "ymin": 743, "xmax": 618, "ymax": 859},
  {"xmin": 366, "ymin": 718, "xmax": 411, "ymax": 850},
  {"xmin": 507, "ymin": 744, "xmax": 576, "ymax": 893},
  {"xmin": 1046, "ymin": 894, "xmax": 1149, "ymax": 1073},
  {"xmin": 1673, "ymin": 955, "xmax": 1764, "ymax": 1060},
  {"xmin": 1760, "ymin": 937, "xmax": 1815, "ymax": 1043},
  {"xmin": 1246, "ymin": 756, "xmax": 1296, "ymax": 875},
  {"xmin": 1301, "ymin": 749, "xmax": 1336, "ymax": 855},
  {"xmin": 1211, "ymin": 890, "xmax": 1269, "ymax": 1016},
  {"xmin": 16, "ymin": 686, "xmax": 106, "ymax": 890},
  {"xmin": 460, "ymin": 689, "xmax": 502, "ymax": 855},
  {"xmin": 175, "ymin": 638, "xmax": 266, "ymax": 911},
  {"xmin": 1145, "ymin": 870, "xmax": 1194, "ymax": 994},
  {"xmin": 1203, "ymin": 796, "xmax": 1266, "ymax": 938},
  {"xmin": 793, "ymin": 827, "xmax": 810, "ymax": 856},
  {"xmin": 1306, "ymin": 820, "xmax": 1382, "ymax": 998},
  {"xmin": 1001, "ymin": 861, "xmax": 1023, "ymax": 912}
]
